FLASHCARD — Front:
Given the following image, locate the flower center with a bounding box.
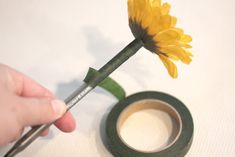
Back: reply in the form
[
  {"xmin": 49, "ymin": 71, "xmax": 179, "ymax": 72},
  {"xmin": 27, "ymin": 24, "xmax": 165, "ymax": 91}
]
[{"xmin": 129, "ymin": 19, "xmax": 159, "ymax": 54}]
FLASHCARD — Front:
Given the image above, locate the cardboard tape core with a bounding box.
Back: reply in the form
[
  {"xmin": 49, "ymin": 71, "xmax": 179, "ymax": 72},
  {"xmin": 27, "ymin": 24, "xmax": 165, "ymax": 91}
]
[{"xmin": 117, "ymin": 99, "xmax": 182, "ymax": 153}]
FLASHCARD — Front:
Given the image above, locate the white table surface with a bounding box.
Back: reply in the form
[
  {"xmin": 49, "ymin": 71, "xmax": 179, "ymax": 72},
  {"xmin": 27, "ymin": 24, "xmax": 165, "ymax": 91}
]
[{"xmin": 1, "ymin": 0, "xmax": 235, "ymax": 156}]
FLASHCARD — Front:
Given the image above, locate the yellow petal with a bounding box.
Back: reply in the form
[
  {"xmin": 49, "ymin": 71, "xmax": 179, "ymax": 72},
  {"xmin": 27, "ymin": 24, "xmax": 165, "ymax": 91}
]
[
  {"xmin": 160, "ymin": 46, "xmax": 192, "ymax": 64},
  {"xmin": 141, "ymin": 15, "xmax": 153, "ymax": 29},
  {"xmin": 180, "ymin": 43, "xmax": 192, "ymax": 48},
  {"xmin": 147, "ymin": 8, "xmax": 162, "ymax": 35},
  {"xmin": 151, "ymin": 0, "xmax": 161, "ymax": 7},
  {"xmin": 185, "ymin": 50, "xmax": 193, "ymax": 56},
  {"xmin": 132, "ymin": 0, "xmax": 140, "ymax": 22},
  {"xmin": 134, "ymin": 0, "xmax": 146, "ymax": 23},
  {"xmin": 161, "ymin": 3, "xmax": 171, "ymax": 15},
  {"xmin": 158, "ymin": 41, "xmax": 192, "ymax": 48},
  {"xmin": 181, "ymin": 34, "xmax": 192, "ymax": 43},
  {"xmin": 154, "ymin": 28, "xmax": 182, "ymax": 42},
  {"xmin": 159, "ymin": 54, "xmax": 178, "ymax": 78},
  {"xmin": 170, "ymin": 16, "xmax": 177, "ymax": 27},
  {"xmin": 141, "ymin": 4, "xmax": 154, "ymax": 28},
  {"xmin": 148, "ymin": 23, "xmax": 162, "ymax": 35},
  {"xmin": 151, "ymin": 5, "xmax": 162, "ymax": 19},
  {"xmin": 128, "ymin": 0, "xmax": 135, "ymax": 20},
  {"xmin": 171, "ymin": 27, "xmax": 184, "ymax": 34},
  {"xmin": 166, "ymin": 53, "xmax": 180, "ymax": 61},
  {"xmin": 159, "ymin": 15, "xmax": 172, "ymax": 29}
]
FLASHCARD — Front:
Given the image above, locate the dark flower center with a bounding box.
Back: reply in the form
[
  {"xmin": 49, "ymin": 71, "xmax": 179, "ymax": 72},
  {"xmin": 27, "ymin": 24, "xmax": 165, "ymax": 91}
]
[{"xmin": 129, "ymin": 19, "xmax": 159, "ymax": 54}]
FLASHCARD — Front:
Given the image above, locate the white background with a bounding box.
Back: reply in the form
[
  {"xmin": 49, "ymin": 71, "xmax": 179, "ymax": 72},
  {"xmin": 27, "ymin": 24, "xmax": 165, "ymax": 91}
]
[{"xmin": 0, "ymin": 0, "xmax": 235, "ymax": 156}]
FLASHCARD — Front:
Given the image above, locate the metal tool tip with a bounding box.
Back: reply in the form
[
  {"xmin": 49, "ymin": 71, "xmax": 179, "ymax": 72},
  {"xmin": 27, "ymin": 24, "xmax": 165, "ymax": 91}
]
[{"xmin": 4, "ymin": 147, "xmax": 20, "ymax": 157}]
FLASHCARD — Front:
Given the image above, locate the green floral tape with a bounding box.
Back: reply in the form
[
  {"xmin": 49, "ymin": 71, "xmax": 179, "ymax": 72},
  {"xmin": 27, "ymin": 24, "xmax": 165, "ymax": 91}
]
[
  {"xmin": 84, "ymin": 67, "xmax": 126, "ymax": 101},
  {"xmin": 105, "ymin": 91, "xmax": 194, "ymax": 157},
  {"xmin": 84, "ymin": 68, "xmax": 193, "ymax": 157}
]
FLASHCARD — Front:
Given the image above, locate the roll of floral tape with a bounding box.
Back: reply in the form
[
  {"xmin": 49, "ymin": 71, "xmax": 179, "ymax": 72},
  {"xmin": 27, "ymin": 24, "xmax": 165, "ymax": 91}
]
[{"xmin": 106, "ymin": 91, "xmax": 193, "ymax": 157}]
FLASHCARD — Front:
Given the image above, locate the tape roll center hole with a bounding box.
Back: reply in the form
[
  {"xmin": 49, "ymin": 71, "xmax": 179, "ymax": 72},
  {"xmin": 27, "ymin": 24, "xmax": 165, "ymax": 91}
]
[{"xmin": 117, "ymin": 99, "xmax": 181, "ymax": 153}]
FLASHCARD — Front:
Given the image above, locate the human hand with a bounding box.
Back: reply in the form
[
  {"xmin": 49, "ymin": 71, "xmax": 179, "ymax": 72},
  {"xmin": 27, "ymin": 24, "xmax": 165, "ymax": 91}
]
[{"xmin": 0, "ymin": 64, "xmax": 76, "ymax": 146}]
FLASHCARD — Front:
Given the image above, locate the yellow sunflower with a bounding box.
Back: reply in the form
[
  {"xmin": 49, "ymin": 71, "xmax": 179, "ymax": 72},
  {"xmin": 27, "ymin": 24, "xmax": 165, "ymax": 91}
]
[{"xmin": 128, "ymin": 0, "xmax": 192, "ymax": 78}]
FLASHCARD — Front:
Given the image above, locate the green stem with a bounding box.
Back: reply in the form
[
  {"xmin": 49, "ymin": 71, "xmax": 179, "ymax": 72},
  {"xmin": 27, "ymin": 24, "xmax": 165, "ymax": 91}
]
[{"xmin": 87, "ymin": 38, "xmax": 143, "ymax": 88}]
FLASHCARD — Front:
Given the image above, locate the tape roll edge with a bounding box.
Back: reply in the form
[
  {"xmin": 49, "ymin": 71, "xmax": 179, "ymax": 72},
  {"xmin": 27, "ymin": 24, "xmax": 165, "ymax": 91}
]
[{"xmin": 105, "ymin": 91, "xmax": 194, "ymax": 157}]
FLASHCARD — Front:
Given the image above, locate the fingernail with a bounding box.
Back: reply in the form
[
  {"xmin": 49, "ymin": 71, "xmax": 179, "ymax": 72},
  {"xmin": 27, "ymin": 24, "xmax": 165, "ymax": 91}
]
[{"xmin": 51, "ymin": 99, "xmax": 67, "ymax": 118}]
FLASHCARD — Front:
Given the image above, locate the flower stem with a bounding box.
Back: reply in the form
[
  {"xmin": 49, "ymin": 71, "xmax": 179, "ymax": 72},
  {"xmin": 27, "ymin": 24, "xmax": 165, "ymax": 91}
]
[{"xmin": 87, "ymin": 38, "xmax": 143, "ymax": 87}]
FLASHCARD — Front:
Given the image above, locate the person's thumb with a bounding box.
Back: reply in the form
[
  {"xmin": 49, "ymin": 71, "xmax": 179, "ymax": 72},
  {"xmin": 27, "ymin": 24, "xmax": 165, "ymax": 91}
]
[{"xmin": 16, "ymin": 97, "xmax": 67, "ymax": 127}]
